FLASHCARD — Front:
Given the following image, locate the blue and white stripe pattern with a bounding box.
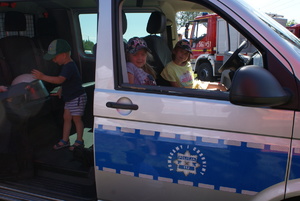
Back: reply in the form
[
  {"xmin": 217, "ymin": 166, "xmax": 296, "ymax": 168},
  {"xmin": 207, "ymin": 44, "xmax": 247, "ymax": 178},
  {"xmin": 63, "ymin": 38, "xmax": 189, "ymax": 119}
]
[{"xmin": 95, "ymin": 124, "xmax": 298, "ymax": 195}]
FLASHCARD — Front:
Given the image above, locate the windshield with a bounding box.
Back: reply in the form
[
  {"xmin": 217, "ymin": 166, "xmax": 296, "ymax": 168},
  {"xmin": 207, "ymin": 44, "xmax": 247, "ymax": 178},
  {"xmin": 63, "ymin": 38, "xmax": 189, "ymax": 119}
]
[{"xmin": 237, "ymin": 0, "xmax": 300, "ymax": 49}]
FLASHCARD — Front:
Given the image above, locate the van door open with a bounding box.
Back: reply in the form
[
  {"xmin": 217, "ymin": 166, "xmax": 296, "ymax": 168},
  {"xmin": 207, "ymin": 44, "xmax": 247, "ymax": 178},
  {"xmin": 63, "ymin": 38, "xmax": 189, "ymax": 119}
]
[{"xmin": 93, "ymin": 0, "xmax": 299, "ymax": 201}]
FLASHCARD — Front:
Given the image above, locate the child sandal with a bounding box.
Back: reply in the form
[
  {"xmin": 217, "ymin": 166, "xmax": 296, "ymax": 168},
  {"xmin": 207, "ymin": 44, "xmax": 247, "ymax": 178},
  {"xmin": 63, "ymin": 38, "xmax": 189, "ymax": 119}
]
[
  {"xmin": 53, "ymin": 139, "xmax": 70, "ymax": 150},
  {"xmin": 69, "ymin": 140, "xmax": 84, "ymax": 151}
]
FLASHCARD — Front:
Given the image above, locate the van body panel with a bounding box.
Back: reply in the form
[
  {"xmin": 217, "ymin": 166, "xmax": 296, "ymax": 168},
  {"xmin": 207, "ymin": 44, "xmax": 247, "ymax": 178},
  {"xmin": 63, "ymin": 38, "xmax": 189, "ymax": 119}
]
[
  {"xmin": 293, "ymin": 112, "xmax": 300, "ymax": 139},
  {"xmin": 95, "ymin": 170, "xmax": 251, "ymax": 201},
  {"xmin": 290, "ymin": 140, "xmax": 300, "ymax": 180},
  {"xmin": 94, "ymin": 89, "xmax": 294, "ymax": 138},
  {"xmin": 93, "ymin": 117, "xmax": 293, "ymax": 200},
  {"xmin": 95, "ymin": 0, "xmax": 114, "ymax": 90}
]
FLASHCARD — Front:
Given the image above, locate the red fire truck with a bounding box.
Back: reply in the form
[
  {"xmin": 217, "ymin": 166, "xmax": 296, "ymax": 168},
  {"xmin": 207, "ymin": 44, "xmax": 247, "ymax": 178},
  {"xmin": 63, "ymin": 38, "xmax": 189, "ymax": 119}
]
[
  {"xmin": 185, "ymin": 13, "xmax": 257, "ymax": 81},
  {"xmin": 287, "ymin": 24, "xmax": 300, "ymax": 38}
]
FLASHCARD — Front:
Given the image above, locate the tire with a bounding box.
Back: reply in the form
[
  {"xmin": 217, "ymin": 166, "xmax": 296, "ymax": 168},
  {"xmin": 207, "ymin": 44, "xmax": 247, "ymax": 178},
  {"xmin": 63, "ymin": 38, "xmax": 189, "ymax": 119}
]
[
  {"xmin": 284, "ymin": 196, "xmax": 300, "ymax": 201},
  {"xmin": 196, "ymin": 62, "xmax": 213, "ymax": 81}
]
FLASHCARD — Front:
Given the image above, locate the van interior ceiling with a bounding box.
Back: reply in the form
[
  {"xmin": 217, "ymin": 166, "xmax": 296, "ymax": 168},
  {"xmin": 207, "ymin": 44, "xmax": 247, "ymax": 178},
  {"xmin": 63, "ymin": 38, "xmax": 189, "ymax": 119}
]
[{"xmin": 136, "ymin": 0, "xmax": 144, "ymax": 7}]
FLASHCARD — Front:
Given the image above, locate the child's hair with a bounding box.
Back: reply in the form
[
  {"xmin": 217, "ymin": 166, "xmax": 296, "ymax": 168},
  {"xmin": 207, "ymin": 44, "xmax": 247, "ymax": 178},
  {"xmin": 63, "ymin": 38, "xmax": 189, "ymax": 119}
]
[
  {"xmin": 172, "ymin": 46, "xmax": 191, "ymax": 63},
  {"xmin": 143, "ymin": 58, "xmax": 157, "ymax": 79}
]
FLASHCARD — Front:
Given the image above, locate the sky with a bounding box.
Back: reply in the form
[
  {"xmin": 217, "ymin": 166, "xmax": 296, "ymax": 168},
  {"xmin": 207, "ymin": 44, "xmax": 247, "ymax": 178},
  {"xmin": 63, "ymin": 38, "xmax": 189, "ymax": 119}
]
[{"xmin": 244, "ymin": 0, "xmax": 300, "ymax": 24}]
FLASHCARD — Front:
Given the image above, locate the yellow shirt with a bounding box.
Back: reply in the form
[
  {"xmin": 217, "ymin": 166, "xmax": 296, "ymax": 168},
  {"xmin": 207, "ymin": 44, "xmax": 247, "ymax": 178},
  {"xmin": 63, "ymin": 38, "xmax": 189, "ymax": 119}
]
[
  {"xmin": 161, "ymin": 61, "xmax": 210, "ymax": 89},
  {"xmin": 161, "ymin": 61, "xmax": 194, "ymax": 88}
]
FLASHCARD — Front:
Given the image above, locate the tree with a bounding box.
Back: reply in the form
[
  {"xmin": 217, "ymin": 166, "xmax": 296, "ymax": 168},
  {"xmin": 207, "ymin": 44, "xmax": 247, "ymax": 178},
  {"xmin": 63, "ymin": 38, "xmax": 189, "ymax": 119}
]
[
  {"xmin": 287, "ymin": 19, "xmax": 298, "ymax": 27},
  {"xmin": 83, "ymin": 39, "xmax": 95, "ymax": 51},
  {"xmin": 176, "ymin": 11, "xmax": 203, "ymax": 31}
]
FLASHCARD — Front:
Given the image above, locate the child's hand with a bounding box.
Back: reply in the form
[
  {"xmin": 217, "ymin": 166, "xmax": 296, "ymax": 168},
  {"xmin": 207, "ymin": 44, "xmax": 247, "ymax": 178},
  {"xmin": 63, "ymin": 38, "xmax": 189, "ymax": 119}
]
[
  {"xmin": 31, "ymin": 69, "xmax": 44, "ymax": 80},
  {"xmin": 218, "ymin": 83, "xmax": 228, "ymax": 91}
]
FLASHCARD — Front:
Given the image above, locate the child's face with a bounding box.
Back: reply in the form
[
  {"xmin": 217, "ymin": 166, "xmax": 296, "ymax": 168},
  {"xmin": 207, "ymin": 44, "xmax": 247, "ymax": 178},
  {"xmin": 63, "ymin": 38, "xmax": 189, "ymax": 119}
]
[
  {"xmin": 52, "ymin": 53, "xmax": 65, "ymax": 65},
  {"xmin": 174, "ymin": 48, "xmax": 190, "ymax": 65},
  {"xmin": 128, "ymin": 49, "xmax": 147, "ymax": 68}
]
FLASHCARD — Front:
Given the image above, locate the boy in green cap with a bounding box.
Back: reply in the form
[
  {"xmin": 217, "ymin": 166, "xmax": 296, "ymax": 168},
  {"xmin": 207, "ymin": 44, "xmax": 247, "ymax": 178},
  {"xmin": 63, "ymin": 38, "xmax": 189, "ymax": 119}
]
[{"xmin": 32, "ymin": 39, "xmax": 87, "ymax": 151}]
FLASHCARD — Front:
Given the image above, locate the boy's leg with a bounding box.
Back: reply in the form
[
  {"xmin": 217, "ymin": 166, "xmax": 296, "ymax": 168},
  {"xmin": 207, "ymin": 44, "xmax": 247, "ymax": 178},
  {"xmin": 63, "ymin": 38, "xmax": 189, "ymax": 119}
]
[
  {"xmin": 69, "ymin": 115, "xmax": 84, "ymax": 150},
  {"xmin": 62, "ymin": 109, "xmax": 72, "ymax": 142},
  {"xmin": 54, "ymin": 109, "xmax": 72, "ymax": 148},
  {"xmin": 68, "ymin": 93, "xmax": 87, "ymax": 150},
  {"xmin": 72, "ymin": 115, "xmax": 84, "ymax": 142}
]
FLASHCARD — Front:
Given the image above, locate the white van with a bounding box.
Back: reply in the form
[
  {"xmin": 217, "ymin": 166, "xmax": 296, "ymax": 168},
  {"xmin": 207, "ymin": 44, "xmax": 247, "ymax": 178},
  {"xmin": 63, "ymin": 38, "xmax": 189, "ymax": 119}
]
[{"xmin": 0, "ymin": 0, "xmax": 299, "ymax": 201}]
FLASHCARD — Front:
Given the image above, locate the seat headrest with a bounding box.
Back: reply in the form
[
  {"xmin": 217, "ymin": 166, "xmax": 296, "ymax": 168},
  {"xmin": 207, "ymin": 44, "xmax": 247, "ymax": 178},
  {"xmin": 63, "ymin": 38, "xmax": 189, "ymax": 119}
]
[
  {"xmin": 146, "ymin": 11, "xmax": 166, "ymax": 34},
  {"xmin": 5, "ymin": 11, "xmax": 26, "ymax": 32}
]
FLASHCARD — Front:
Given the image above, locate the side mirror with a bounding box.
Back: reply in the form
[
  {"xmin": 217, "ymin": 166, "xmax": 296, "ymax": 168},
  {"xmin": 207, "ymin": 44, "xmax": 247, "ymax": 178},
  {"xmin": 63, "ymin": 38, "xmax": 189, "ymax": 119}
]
[{"xmin": 230, "ymin": 65, "xmax": 291, "ymax": 107}]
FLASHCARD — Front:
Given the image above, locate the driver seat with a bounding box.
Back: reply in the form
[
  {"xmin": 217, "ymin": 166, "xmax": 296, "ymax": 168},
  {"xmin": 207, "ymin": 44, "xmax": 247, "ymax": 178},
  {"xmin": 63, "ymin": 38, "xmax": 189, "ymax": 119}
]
[{"xmin": 143, "ymin": 11, "xmax": 172, "ymax": 86}]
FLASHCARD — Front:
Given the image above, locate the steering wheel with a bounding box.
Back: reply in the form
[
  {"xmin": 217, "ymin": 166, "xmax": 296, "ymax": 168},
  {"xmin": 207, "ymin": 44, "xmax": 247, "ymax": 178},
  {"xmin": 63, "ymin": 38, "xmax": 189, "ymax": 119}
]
[{"xmin": 218, "ymin": 40, "xmax": 248, "ymax": 73}]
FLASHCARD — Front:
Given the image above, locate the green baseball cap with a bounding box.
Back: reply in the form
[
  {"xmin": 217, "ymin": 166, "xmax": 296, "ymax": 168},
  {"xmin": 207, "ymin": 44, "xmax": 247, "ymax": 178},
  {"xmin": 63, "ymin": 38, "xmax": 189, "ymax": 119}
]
[{"xmin": 43, "ymin": 39, "xmax": 71, "ymax": 60}]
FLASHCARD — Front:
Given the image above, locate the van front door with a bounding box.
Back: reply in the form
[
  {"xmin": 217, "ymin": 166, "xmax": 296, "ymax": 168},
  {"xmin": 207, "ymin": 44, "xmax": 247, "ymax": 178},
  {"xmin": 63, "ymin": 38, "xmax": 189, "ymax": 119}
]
[{"xmin": 93, "ymin": 0, "xmax": 297, "ymax": 200}]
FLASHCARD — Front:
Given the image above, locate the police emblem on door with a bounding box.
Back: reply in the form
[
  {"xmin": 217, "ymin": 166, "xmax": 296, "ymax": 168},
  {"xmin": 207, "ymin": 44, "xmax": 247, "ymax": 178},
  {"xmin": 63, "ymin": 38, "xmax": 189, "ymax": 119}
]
[{"xmin": 168, "ymin": 145, "xmax": 207, "ymax": 176}]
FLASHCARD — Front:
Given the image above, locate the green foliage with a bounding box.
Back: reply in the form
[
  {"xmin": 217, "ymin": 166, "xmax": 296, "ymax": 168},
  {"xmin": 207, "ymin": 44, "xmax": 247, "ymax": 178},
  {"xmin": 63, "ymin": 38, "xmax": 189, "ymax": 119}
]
[
  {"xmin": 83, "ymin": 39, "xmax": 95, "ymax": 51},
  {"xmin": 287, "ymin": 19, "xmax": 298, "ymax": 27},
  {"xmin": 176, "ymin": 11, "xmax": 203, "ymax": 30}
]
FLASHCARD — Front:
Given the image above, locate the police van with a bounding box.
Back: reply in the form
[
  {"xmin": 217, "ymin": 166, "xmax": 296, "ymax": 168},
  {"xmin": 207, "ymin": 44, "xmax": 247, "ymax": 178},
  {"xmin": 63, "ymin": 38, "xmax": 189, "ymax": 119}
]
[{"xmin": 0, "ymin": 0, "xmax": 299, "ymax": 201}]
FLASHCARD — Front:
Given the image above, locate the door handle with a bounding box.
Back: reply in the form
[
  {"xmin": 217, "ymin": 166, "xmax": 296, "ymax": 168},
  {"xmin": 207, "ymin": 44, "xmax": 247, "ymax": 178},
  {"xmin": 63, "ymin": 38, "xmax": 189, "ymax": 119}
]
[{"xmin": 106, "ymin": 102, "xmax": 139, "ymax": 110}]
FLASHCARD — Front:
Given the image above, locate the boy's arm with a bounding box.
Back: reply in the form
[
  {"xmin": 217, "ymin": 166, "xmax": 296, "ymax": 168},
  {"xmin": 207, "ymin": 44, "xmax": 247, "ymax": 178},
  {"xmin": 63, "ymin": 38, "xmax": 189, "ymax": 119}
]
[
  {"xmin": 32, "ymin": 69, "xmax": 66, "ymax": 84},
  {"xmin": 207, "ymin": 82, "xmax": 227, "ymax": 91}
]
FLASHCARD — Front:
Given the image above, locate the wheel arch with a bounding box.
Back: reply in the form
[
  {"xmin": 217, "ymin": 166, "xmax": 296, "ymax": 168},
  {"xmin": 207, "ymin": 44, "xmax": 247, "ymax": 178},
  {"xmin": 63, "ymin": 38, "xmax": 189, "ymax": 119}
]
[
  {"xmin": 250, "ymin": 179, "xmax": 300, "ymax": 201},
  {"xmin": 194, "ymin": 55, "xmax": 216, "ymax": 73}
]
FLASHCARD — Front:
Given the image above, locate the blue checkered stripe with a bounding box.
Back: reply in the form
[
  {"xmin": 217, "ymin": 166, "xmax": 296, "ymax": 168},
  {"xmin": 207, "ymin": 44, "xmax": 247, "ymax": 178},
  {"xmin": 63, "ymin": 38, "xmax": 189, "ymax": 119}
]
[{"xmin": 94, "ymin": 124, "xmax": 293, "ymax": 195}]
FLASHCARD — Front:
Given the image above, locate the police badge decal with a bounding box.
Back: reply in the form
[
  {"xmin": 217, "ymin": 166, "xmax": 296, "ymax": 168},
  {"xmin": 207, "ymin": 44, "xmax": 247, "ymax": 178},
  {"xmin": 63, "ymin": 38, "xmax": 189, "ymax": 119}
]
[{"xmin": 168, "ymin": 145, "xmax": 207, "ymax": 176}]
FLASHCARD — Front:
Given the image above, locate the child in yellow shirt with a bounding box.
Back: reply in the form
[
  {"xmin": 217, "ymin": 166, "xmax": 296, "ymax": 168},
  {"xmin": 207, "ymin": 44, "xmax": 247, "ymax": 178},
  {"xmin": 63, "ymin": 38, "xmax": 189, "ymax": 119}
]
[{"xmin": 161, "ymin": 39, "xmax": 227, "ymax": 91}]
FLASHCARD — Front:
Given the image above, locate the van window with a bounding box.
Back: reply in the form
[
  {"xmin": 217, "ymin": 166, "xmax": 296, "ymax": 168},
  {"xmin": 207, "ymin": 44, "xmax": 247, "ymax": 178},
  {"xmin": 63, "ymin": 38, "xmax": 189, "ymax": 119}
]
[
  {"xmin": 119, "ymin": 3, "xmax": 262, "ymax": 100},
  {"xmin": 0, "ymin": 13, "xmax": 34, "ymax": 38},
  {"xmin": 123, "ymin": 12, "xmax": 151, "ymax": 42},
  {"xmin": 79, "ymin": 13, "xmax": 97, "ymax": 54}
]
